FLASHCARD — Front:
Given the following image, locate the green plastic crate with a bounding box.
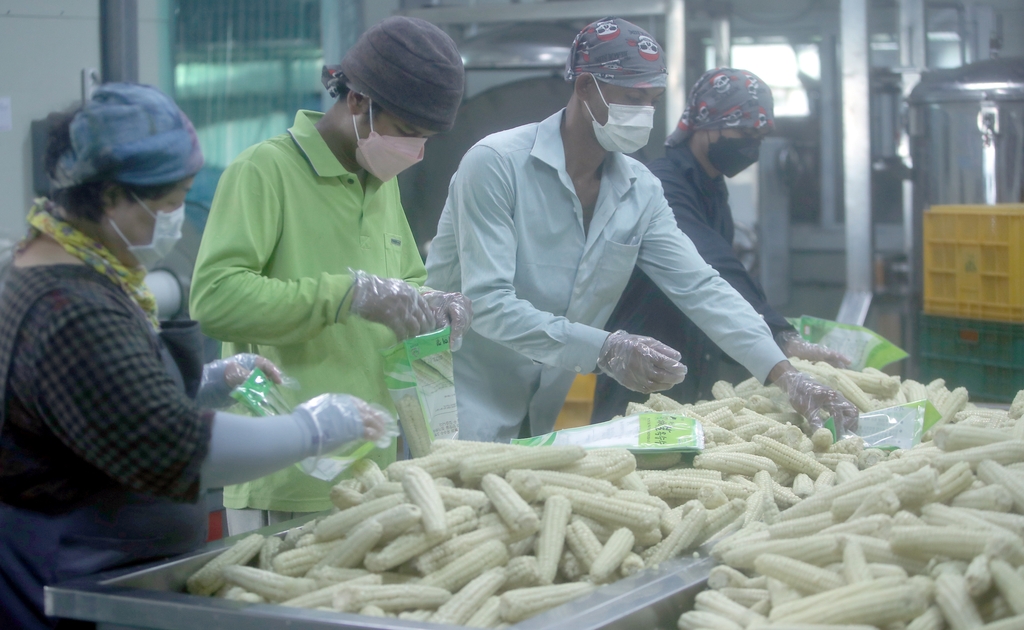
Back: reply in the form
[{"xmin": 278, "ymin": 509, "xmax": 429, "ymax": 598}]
[{"xmin": 918, "ymin": 314, "xmax": 1024, "ymax": 402}]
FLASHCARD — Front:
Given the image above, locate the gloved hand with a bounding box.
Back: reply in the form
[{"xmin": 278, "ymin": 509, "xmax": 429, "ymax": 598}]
[
  {"xmin": 422, "ymin": 291, "xmax": 473, "ymax": 351},
  {"xmin": 293, "ymin": 393, "xmax": 398, "ymax": 455},
  {"xmin": 197, "ymin": 353, "xmax": 292, "ymax": 410},
  {"xmin": 349, "ymin": 270, "xmax": 435, "ymax": 340},
  {"xmin": 597, "ymin": 330, "xmax": 688, "ymax": 395},
  {"xmin": 774, "ymin": 369, "xmax": 859, "ymax": 436},
  {"xmin": 776, "ymin": 331, "xmax": 851, "ymax": 368}
]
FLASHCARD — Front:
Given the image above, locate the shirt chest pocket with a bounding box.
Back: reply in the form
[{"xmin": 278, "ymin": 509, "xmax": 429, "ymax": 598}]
[
  {"xmin": 384, "ymin": 233, "xmax": 405, "ymax": 279},
  {"xmin": 591, "ymin": 238, "xmax": 641, "ymax": 301}
]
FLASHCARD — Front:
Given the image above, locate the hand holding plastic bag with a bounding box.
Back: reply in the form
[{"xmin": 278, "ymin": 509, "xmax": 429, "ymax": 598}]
[
  {"xmin": 597, "ymin": 330, "xmax": 688, "ymax": 394},
  {"xmin": 774, "ymin": 369, "xmax": 859, "ymax": 435},
  {"xmin": 776, "ymin": 330, "xmax": 851, "ymax": 369},
  {"xmin": 422, "ymin": 291, "xmax": 473, "ymax": 351},
  {"xmin": 349, "ymin": 269, "xmax": 435, "ymax": 340},
  {"xmin": 293, "ymin": 393, "xmax": 399, "ymax": 453}
]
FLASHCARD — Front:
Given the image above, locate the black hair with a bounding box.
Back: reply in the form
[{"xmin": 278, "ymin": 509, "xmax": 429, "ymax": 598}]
[{"xmin": 44, "ymin": 107, "xmax": 182, "ymax": 223}]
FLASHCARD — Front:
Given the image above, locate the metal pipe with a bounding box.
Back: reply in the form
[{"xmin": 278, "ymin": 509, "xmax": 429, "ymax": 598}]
[
  {"xmin": 837, "ymin": 0, "xmax": 873, "ymax": 325},
  {"xmin": 711, "ymin": 13, "xmax": 731, "ymax": 69},
  {"xmin": 100, "ymin": 0, "xmax": 139, "ymax": 83},
  {"xmin": 665, "ymin": 0, "xmax": 686, "ymax": 132},
  {"xmin": 819, "ymin": 34, "xmax": 840, "ymax": 230}
]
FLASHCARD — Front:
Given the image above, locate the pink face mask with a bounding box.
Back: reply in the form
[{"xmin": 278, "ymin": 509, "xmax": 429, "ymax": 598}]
[{"xmin": 353, "ymin": 100, "xmax": 426, "ymax": 182}]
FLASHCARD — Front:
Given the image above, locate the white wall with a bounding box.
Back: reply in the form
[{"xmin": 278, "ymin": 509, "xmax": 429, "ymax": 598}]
[{"xmin": 0, "ymin": 1, "xmax": 102, "ymax": 242}]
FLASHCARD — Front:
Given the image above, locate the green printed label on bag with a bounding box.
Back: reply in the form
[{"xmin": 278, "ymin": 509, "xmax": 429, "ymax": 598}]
[
  {"xmin": 382, "ymin": 327, "xmax": 459, "ymax": 448},
  {"xmin": 855, "ymin": 399, "xmax": 940, "ymax": 450},
  {"xmin": 637, "ymin": 414, "xmax": 702, "ymax": 449},
  {"xmin": 793, "ymin": 315, "xmax": 908, "ymax": 371}
]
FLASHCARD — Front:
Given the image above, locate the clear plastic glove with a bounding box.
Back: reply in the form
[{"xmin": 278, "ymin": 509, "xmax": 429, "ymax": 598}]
[
  {"xmin": 293, "ymin": 393, "xmax": 399, "ymax": 455},
  {"xmin": 776, "ymin": 330, "xmax": 851, "ymax": 368},
  {"xmin": 422, "ymin": 291, "xmax": 473, "ymax": 351},
  {"xmin": 349, "ymin": 269, "xmax": 435, "ymax": 340},
  {"xmin": 774, "ymin": 369, "xmax": 860, "ymax": 436},
  {"xmin": 197, "ymin": 353, "xmax": 295, "ymax": 410},
  {"xmin": 597, "ymin": 330, "xmax": 688, "ymax": 395}
]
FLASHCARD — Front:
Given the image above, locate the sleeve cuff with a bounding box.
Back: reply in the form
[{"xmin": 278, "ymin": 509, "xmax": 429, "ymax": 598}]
[
  {"xmin": 332, "ymin": 274, "xmax": 357, "ymax": 324},
  {"xmin": 561, "ymin": 324, "xmax": 611, "ymax": 375},
  {"xmin": 746, "ymin": 337, "xmax": 789, "ymax": 385}
]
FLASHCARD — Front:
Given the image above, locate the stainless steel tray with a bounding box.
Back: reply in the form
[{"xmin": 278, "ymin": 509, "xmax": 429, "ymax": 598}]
[{"xmin": 47, "ymin": 515, "xmax": 713, "ymax": 630}]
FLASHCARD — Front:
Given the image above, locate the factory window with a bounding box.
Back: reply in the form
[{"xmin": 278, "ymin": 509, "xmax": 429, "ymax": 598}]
[{"xmin": 716, "ymin": 43, "xmax": 814, "ymax": 117}]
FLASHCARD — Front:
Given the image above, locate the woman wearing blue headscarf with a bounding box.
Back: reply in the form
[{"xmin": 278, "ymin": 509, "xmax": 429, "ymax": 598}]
[{"xmin": 0, "ymin": 83, "xmax": 391, "ymax": 629}]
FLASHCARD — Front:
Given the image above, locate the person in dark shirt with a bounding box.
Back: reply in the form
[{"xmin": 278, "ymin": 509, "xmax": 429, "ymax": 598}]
[
  {"xmin": 593, "ymin": 68, "xmax": 849, "ymax": 423},
  {"xmin": 0, "ymin": 83, "xmax": 392, "ymax": 630}
]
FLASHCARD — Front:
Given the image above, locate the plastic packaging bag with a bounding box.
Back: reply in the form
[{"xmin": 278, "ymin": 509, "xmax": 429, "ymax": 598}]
[
  {"xmin": 788, "ymin": 315, "xmax": 908, "ymax": 371},
  {"xmin": 230, "ymin": 368, "xmax": 386, "ymax": 482},
  {"xmin": 382, "ymin": 327, "xmax": 459, "ymax": 458},
  {"xmin": 825, "ymin": 398, "xmax": 941, "ymax": 450},
  {"xmin": 512, "ymin": 412, "xmax": 705, "ymax": 453}
]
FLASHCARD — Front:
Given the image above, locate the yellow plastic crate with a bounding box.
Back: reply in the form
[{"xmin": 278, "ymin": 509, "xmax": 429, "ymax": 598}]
[{"xmin": 923, "ymin": 204, "xmax": 1024, "ymax": 323}]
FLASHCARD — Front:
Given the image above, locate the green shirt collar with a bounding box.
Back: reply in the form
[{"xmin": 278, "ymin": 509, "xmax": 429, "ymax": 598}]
[{"xmin": 288, "ymin": 110, "xmax": 353, "ymax": 179}]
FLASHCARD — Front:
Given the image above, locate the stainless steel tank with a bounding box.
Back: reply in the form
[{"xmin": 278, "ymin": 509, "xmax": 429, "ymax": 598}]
[{"xmin": 908, "ymin": 57, "xmax": 1024, "ymax": 207}]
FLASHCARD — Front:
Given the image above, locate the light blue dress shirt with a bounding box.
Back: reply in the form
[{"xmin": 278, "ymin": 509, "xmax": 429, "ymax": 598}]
[{"xmin": 426, "ymin": 109, "xmax": 787, "ymax": 442}]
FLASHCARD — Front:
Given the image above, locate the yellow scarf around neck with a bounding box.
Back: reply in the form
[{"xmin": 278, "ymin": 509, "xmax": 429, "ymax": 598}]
[{"xmin": 19, "ymin": 199, "xmax": 160, "ymax": 331}]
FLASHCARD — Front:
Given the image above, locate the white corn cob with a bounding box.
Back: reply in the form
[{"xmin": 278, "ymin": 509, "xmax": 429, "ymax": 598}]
[
  {"xmin": 920, "ymin": 503, "xmax": 1020, "ymax": 540},
  {"xmin": 753, "ymin": 434, "xmax": 830, "ymax": 478},
  {"xmin": 508, "ymin": 533, "xmax": 537, "ymax": 558},
  {"xmin": 699, "ymin": 485, "xmax": 731, "ymax": 509},
  {"xmin": 222, "ymin": 586, "xmax": 265, "ymax": 604},
  {"xmin": 436, "ymin": 485, "xmax": 490, "ymax": 513},
  {"xmin": 505, "ymin": 469, "xmax": 543, "ymax": 503},
  {"xmin": 589, "ymin": 527, "xmax": 635, "ymax": 583},
  {"xmin": 420, "ymin": 538, "xmax": 509, "ymax": 593},
  {"xmin": 460, "ymin": 445, "xmax": 587, "ymax": 483},
  {"xmin": 499, "ymin": 583, "xmax": 596, "ymax": 623},
  {"xmin": 978, "ymin": 461, "xmax": 1024, "ymax": 513},
  {"xmin": 935, "ymin": 461, "xmax": 977, "ymax": 503},
  {"xmin": 613, "ymin": 490, "xmax": 669, "ymax": 511},
  {"xmin": 991, "ymin": 559, "xmax": 1024, "ymax": 615},
  {"xmin": 559, "ymin": 549, "xmax": 584, "ymax": 581},
  {"xmin": 708, "ymin": 565, "xmax": 757, "ymax": 590},
  {"xmin": 364, "ymin": 506, "xmax": 476, "ymax": 572},
  {"xmin": 694, "ymin": 589, "xmax": 767, "ymax": 627},
  {"xmin": 964, "ymin": 554, "xmax": 993, "ymax": 598},
  {"xmin": 558, "ymin": 448, "xmax": 636, "ymax": 481},
  {"xmin": 510, "ymin": 469, "xmax": 616, "ymax": 496},
  {"xmin": 272, "ymin": 540, "xmax": 343, "ymax": 577},
  {"xmin": 430, "ymin": 567, "xmax": 507, "ymax": 626},
  {"xmin": 544, "ymin": 487, "xmax": 661, "ymax": 533},
  {"xmin": 397, "ymin": 610, "xmax": 433, "ymax": 621},
  {"xmin": 572, "ymin": 515, "xmax": 613, "ymax": 543},
  {"xmin": 819, "ymin": 514, "xmax": 894, "ymax": 539},
  {"xmin": 830, "ymin": 436, "xmax": 866, "ymax": 456},
  {"xmin": 305, "ymin": 566, "xmax": 369, "ymax": 588},
  {"xmin": 955, "ymin": 507, "xmax": 1024, "ymax": 538},
  {"xmin": 186, "ymin": 533, "xmax": 264, "ymax": 596},
  {"xmin": 221, "ymin": 565, "xmax": 317, "ymax": 603},
  {"xmin": 564, "ymin": 520, "xmax": 603, "ymax": 571},
  {"xmin": 773, "ymin": 580, "xmax": 926, "ymax": 625},
  {"xmin": 702, "ymin": 441, "xmax": 758, "ymax": 455},
  {"xmin": 890, "ymin": 525, "xmax": 1024, "ymax": 564},
  {"xmin": 329, "ymin": 482, "xmax": 364, "ymax": 510},
  {"xmin": 717, "ymin": 587, "xmax": 769, "ymax": 608},
  {"xmin": 816, "ymin": 453, "xmax": 860, "ymax": 471},
  {"xmin": 979, "ymin": 615, "xmax": 1024, "ymax": 630},
  {"xmin": 315, "ymin": 494, "xmax": 405, "ymax": 542},
  {"xmin": 332, "ymin": 584, "xmax": 452, "ymax": 613},
  {"xmin": 535, "ymin": 495, "xmax": 571, "ymax": 585},
  {"xmin": 617, "ymin": 471, "xmax": 649, "ymax": 494},
  {"xmin": 792, "ymin": 473, "xmax": 815, "ymax": 498},
  {"xmin": 712, "ymin": 381, "xmax": 738, "ymax": 400},
  {"xmin": 258, "ymin": 536, "xmax": 281, "ymax": 572},
  {"xmin": 811, "ymin": 427, "xmax": 835, "ymax": 452},
  {"xmin": 952, "ymin": 484, "xmax": 1014, "ymax": 512},
  {"xmin": 696, "ymin": 499, "xmax": 747, "ymax": 545},
  {"xmin": 742, "ymin": 490, "xmax": 766, "ymax": 527},
  {"xmin": 362, "ymin": 481, "xmax": 403, "ymax": 501},
  {"xmin": 754, "ymin": 553, "xmax": 846, "ymax": 594},
  {"xmin": 503, "ymin": 556, "xmax": 542, "ymax": 590},
  {"xmin": 393, "ymin": 393, "xmax": 433, "ymax": 458},
  {"xmin": 351, "ymin": 458, "xmax": 387, "ymax": 490},
  {"xmin": 848, "ymin": 488, "xmax": 902, "ymax": 521},
  {"xmin": 645, "ymin": 503, "xmax": 708, "ymax": 568},
  {"xmin": 934, "ymin": 425, "xmax": 1015, "ymax": 452},
  {"xmin": 465, "ymin": 595, "xmax": 502, "ymax": 628},
  {"xmin": 481, "ymin": 473, "xmax": 540, "ymax": 538},
  {"xmin": 719, "ymin": 535, "xmax": 842, "ymax": 571},
  {"xmin": 313, "ymin": 519, "xmax": 383, "ymax": 571},
  {"xmin": 415, "ymin": 524, "xmax": 510, "ymax": 575},
  {"xmin": 677, "ymin": 610, "xmax": 743, "ymax": 630},
  {"xmin": 834, "ymin": 461, "xmax": 860, "ymax": 486},
  {"xmin": 766, "ymin": 512, "xmax": 835, "ymax": 539},
  {"xmin": 620, "ymin": 552, "xmax": 644, "ymax": 577},
  {"xmin": 813, "ymin": 469, "xmax": 837, "ymax": 492},
  {"xmin": 386, "ymin": 450, "xmax": 460, "ymax": 481},
  {"xmin": 842, "ymin": 537, "xmax": 873, "ymax": 584},
  {"xmin": 694, "ymin": 452, "xmax": 779, "ymax": 476},
  {"xmin": 934, "ymin": 441, "xmax": 1024, "ymax": 471},
  {"xmin": 370, "ymin": 503, "xmax": 422, "ymax": 542},
  {"xmin": 935, "ymin": 571, "xmax": 984, "ymax": 630},
  {"xmin": 280, "ymin": 574, "xmax": 383, "ymax": 608},
  {"xmin": 402, "ymin": 465, "xmax": 447, "ymax": 539}
]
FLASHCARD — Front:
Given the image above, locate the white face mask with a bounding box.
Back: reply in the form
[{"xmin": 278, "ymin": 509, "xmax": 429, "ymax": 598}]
[
  {"xmin": 110, "ymin": 192, "xmax": 185, "ymax": 268},
  {"xmin": 584, "ymin": 81, "xmax": 655, "ymax": 154},
  {"xmin": 353, "ymin": 100, "xmax": 426, "ymax": 182}
]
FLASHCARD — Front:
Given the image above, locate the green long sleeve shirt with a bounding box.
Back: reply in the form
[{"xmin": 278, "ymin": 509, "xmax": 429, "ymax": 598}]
[{"xmin": 190, "ymin": 110, "xmax": 427, "ymax": 512}]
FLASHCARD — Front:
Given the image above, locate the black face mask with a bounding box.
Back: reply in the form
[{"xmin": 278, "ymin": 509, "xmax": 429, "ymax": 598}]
[{"xmin": 707, "ymin": 136, "xmax": 761, "ymax": 178}]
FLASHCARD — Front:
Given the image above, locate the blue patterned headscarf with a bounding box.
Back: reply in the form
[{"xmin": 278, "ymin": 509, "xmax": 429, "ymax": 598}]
[
  {"xmin": 51, "ymin": 83, "xmax": 203, "ymax": 189},
  {"xmin": 666, "ymin": 68, "xmax": 774, "ymax": 146}
]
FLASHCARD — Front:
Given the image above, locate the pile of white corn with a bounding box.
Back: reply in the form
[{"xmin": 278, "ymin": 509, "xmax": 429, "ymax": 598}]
[{"xmin": 184, "ymin": 359, "xmax": 1024, "ymax": 629}]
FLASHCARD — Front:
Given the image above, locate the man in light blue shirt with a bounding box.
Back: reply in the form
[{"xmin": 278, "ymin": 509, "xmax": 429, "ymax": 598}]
[{"xmin": 426, "ymin": 17, "xmax": 858, "ymax": 442}]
